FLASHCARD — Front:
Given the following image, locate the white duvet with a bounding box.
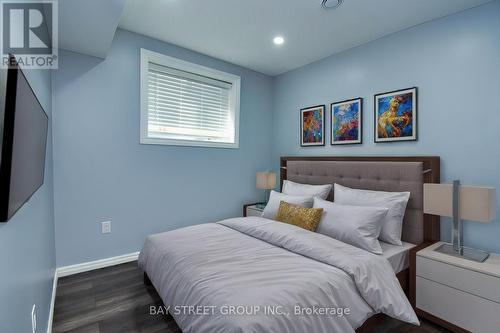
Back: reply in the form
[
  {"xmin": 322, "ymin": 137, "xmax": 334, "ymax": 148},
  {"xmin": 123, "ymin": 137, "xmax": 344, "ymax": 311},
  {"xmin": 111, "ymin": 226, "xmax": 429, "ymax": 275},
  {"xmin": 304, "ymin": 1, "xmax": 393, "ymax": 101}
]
[{"xmin": 138, "ymin": 217, "xmax": 418, "ymax": 333}]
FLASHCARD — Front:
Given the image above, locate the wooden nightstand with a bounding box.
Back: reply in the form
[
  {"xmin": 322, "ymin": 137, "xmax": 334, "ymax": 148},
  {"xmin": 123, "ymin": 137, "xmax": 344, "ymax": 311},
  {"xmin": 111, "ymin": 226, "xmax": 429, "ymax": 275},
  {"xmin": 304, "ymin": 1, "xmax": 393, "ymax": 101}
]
[
  {"xmin": 243, "ymin": 203, "xmax": 264, "ymax": 217},
  {"xmin": 415, "ymin": 242, "xmax": 500, "ymax": 333}
]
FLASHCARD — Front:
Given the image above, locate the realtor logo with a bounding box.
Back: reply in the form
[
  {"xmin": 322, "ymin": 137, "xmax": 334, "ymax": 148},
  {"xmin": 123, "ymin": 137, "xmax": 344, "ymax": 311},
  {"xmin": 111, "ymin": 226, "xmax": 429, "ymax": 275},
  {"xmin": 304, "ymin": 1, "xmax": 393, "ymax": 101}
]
[{"xmin": 1, "ymin": 0, "xmax": 58, "ymax": 68}]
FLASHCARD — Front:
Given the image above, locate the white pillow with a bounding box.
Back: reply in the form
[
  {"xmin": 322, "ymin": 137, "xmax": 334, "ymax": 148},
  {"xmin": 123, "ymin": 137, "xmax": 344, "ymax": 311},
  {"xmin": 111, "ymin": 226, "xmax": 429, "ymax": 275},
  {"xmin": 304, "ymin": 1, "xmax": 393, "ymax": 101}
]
[
  {"xmin": 334, "ymin": 184, "xmax": 410, "ymax": 246},
  {"xmin": 314, "ymin": 198, "xmax": 388, "ymax": 254},
  {"xmin": 282, "ymin": 180, "xmax": 332, "ymax": 200},
  {"xmin": 261, "ymin": 190, "xmax": 314, "ymax": 219}
]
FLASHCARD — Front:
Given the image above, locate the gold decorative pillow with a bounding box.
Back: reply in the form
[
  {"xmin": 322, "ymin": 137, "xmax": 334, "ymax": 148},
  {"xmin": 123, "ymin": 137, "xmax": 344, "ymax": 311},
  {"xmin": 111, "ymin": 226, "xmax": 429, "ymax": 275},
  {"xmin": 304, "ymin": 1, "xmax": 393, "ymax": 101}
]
[{"xmin": 274, "ymin": 201, "xmax": 323, "ymax": 232}]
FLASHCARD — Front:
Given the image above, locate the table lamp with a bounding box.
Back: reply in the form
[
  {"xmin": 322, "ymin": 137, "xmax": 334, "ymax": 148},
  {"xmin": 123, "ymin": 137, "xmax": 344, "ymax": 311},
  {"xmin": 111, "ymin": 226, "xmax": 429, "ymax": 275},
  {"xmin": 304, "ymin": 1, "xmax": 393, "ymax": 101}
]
[
  {"xmin": 424, "ymin": 180, "xmax": 496, "ymax": 262},
  {"xmin": 256, "ymin": 172, "xmax": 276, "ymax": 209}
]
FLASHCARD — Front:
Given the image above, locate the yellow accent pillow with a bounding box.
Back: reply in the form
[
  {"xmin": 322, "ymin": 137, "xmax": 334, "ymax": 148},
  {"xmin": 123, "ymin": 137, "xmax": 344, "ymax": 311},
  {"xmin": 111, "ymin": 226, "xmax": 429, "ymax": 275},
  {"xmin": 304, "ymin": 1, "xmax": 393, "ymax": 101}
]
[{"xmin": 274, "ymin": 201, "xmax": 323, "ymax": 232}]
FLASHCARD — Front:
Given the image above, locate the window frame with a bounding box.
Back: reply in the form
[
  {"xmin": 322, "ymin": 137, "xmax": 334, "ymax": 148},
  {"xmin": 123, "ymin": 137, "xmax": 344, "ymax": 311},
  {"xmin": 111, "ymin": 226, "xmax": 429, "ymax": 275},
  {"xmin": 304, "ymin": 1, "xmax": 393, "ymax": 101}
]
[{"xmin": 140, "ymin": 48, "xmax": 241, "ymax": 149}]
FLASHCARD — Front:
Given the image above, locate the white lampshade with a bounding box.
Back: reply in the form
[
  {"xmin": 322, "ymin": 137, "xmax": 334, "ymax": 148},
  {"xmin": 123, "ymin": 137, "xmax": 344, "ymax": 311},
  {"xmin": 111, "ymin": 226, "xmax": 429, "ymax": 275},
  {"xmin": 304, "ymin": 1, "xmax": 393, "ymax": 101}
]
[
  {"xmin": 256, "ymin": 172, "xmax": 276, "ymax": 190},
  {"xmin": 424, "ymin": 183, "xmax": 496, "ymax": 222}
]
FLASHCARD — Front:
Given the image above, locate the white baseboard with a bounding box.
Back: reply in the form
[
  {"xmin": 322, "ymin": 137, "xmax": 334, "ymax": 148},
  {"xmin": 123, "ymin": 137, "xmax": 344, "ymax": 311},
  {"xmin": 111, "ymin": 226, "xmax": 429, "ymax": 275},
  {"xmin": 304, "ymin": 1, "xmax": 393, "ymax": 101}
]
[
  {"xmin": 56, "ymin": 252, "xmax": 140, "ymax": 278},
  {"xmin": 47, "ymin": 270, "xmax": 58, "ymax": 333}
]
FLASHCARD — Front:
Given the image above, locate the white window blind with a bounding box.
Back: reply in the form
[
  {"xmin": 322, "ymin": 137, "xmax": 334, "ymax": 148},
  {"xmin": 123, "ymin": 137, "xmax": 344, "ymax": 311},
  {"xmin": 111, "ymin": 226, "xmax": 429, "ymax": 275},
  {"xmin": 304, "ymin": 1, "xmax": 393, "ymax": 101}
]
[{"xmin": 141, "ymin": 49, "xmax": 240, "ymax": 148}]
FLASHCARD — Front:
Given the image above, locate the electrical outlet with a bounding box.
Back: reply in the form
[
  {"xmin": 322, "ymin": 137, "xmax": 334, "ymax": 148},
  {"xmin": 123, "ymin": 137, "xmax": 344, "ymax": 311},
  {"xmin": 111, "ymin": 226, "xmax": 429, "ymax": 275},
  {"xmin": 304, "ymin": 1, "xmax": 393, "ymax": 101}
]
[
  {"xmin": 101, "ymin": 221, "xmax": 111, "ymax": 234},
  {"xmin": 31, "ymin": 304, "xmax": 37, "ymax": 333}
]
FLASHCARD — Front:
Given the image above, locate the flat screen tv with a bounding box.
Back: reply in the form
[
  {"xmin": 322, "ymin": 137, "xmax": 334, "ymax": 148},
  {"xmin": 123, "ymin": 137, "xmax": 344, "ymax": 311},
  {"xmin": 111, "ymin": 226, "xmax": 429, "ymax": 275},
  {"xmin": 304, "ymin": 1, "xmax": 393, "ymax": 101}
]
[{"xmin": 0, "ymin": 56, "xmax": 48, "ymax": 222}]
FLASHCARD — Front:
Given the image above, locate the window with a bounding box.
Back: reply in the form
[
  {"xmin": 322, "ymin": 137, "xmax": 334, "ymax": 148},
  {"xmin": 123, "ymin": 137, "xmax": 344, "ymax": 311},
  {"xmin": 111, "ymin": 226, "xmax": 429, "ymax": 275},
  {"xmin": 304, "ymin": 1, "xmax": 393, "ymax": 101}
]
[{"xmin": 140, "ymin": 49, "xmax": 241, "ymax": 148}]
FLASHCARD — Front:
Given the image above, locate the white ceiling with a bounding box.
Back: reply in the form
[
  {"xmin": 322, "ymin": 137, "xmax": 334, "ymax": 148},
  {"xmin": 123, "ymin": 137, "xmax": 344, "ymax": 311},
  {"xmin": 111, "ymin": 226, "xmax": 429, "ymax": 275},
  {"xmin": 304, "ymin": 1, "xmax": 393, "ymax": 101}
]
[{"xmin": 118, "ymin": 0, "xmax": 492, "ymax": 76}]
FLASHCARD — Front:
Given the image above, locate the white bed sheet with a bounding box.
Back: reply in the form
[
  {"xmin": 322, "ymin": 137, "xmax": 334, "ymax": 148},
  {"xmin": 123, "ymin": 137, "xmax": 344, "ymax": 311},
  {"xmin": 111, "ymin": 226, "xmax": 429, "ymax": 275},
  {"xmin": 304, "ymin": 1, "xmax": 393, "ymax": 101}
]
[{"xmin": 380, "ymin": 241, "xmax": 416, "ymax": 273}]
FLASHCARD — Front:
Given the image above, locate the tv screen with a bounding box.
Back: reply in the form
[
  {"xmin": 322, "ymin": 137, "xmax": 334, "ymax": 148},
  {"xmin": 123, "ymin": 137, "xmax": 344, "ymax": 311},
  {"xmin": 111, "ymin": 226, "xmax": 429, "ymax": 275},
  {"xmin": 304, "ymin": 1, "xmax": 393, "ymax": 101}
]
[{"xmin": 0, "ymin": 59, "xmax": 48, "ymax": 222}]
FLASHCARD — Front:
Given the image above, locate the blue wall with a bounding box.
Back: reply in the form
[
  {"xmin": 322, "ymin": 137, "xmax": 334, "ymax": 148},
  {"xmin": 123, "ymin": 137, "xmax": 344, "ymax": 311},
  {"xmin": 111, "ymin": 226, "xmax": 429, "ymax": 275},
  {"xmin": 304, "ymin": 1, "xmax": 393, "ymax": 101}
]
[
  {"xmin": 52, "ymin": 1, "xmax": 500, "ymax": 268},
  {"xmin": 53, "ymin": 29, "xmax": 274, "ymax": 266},
  {"xmin": 271, "ymin": 1, "xmax": 500, "ymax": 253},
  {"xmin": 0, "ymin": 70, "xmax": 55, "ymax": 331}
]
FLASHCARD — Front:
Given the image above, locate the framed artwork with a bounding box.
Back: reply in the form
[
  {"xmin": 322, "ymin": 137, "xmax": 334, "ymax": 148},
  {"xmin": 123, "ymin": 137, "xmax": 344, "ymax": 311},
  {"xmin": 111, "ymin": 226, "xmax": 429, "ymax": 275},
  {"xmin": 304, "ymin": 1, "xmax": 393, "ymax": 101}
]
[
  {"xmin": 331, "ymin": 98, "xmax": 362, "ymax": 145},
  {"xmin": 374, "ymin": 87, "xmax": 417, "ymax": 142},
  {"xmin": 300, "ymin": 105, "xmax": 325, "ymax": 147}
]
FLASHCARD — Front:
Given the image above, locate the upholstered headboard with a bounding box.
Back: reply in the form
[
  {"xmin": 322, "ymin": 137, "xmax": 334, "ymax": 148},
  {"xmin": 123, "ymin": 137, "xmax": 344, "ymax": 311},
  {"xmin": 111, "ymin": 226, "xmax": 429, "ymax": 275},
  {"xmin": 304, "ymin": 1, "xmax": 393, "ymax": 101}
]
[{"xmin": 280, "ymin": 156, "xmax": 440, "ymax": 244}]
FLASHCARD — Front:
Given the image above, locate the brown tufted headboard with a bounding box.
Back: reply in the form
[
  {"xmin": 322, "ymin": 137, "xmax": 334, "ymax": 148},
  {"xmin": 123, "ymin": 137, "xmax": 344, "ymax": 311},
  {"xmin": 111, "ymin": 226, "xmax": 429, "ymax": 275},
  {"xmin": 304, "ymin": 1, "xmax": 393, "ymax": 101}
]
[{"xmin": 280, "ymin": 156, "xmax": 440, "ymax": 244}]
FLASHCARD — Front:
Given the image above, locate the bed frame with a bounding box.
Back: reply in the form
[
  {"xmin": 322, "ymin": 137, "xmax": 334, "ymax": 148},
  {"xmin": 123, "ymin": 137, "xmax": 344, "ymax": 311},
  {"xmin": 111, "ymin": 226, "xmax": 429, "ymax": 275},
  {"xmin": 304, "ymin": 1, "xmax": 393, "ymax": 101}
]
[
  {"xmin": 144, "ymin": 156, "xmax": 441, "ymax": 332},
  {"xmin": 280, "ymin": 156, "xmax": 440, "ymax": 332}
]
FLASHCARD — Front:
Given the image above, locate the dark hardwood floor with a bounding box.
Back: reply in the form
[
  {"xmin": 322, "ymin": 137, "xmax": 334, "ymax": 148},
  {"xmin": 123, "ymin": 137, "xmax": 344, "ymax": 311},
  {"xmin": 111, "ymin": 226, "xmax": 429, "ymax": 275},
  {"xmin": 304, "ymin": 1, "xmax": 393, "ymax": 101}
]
[{"xmin": 53, "ymin": 262, "xmax": 450, "ymax": 333}]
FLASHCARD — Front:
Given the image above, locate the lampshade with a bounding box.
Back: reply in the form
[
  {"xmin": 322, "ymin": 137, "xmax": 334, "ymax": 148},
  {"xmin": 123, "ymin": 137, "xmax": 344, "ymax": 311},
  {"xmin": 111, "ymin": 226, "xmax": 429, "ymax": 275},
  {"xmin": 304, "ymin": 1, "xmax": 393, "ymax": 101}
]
[
  {"xmin": 423, "ymin": 183, "xmax": 496, "ymax": 222},
  {"xmin": 256, "ymin": 172, "xmax": 276, "ymax": 190}
]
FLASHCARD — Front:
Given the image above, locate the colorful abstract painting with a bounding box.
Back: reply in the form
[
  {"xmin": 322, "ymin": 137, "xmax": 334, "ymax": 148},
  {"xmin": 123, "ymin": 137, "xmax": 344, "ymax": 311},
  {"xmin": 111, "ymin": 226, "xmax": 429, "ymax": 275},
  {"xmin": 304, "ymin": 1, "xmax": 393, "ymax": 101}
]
[
  {"xmin": 331, "ymin": 98, "xmax": 362, "ymax": 145},
  {"xmin": 300, "ymin": 105, "xmax": 325, "ymax": 146},
  {"xmin": 375, "ymin": 87, "xmax": 417, "ymax": 142}
]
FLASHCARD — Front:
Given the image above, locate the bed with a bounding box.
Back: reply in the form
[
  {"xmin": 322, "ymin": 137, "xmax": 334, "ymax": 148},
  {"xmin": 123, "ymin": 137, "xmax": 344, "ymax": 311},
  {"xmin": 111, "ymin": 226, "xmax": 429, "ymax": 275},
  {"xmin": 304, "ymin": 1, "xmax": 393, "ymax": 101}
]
[{"xmin": 139, "ymin": 156, "xmax": 440, "ymax": 333}]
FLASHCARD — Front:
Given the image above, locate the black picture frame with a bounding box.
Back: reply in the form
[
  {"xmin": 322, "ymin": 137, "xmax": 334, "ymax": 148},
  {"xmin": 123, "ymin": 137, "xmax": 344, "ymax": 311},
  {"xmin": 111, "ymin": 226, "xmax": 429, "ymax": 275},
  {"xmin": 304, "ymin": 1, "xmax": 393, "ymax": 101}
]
[
  {"xmin": 330, "ymin": 97, "xmax": 363, "ymax": 145},
  {"xmin": 374, "ymin": 87, "xmax": 417, "ymax": 143},
  {"xmin": 300, "ymin": 105, "xmax": 325, "ymax": 147}
]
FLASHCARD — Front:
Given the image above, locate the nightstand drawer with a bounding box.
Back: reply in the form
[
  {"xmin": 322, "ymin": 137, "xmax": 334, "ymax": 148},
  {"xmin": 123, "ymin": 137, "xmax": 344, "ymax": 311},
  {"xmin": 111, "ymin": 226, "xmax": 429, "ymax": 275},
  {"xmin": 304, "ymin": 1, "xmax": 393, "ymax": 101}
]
[
  {"xmin": 417, "ymin": 276, "xmax": 500, "ymax": 333},
  {"xmin": 417, "ymin": 256, "xmax": 500, "ymax": 303}
]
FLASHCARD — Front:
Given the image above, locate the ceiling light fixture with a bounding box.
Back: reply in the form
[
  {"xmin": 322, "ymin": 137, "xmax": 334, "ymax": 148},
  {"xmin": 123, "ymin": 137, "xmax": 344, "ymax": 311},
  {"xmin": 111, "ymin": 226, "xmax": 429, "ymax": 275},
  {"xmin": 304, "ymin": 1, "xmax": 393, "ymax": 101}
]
[
  {"xmin": 273, "ymin": 36, "xmax": 284, "ymax": 45},
  {"xmin": 322, "ymin": 0, "xmax": 343, "ymax": 10}
]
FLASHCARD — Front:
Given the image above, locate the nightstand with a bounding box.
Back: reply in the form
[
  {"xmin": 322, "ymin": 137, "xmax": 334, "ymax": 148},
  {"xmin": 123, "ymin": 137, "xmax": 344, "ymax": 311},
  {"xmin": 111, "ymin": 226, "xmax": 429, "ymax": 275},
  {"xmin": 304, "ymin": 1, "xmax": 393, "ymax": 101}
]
[
  {"xmin": 243, "ymin": 203, "xmax": 264, "ymax": 217},
  {"xmin": 415, "ymin": 241, "xmax": 500, "ymax": 333}
]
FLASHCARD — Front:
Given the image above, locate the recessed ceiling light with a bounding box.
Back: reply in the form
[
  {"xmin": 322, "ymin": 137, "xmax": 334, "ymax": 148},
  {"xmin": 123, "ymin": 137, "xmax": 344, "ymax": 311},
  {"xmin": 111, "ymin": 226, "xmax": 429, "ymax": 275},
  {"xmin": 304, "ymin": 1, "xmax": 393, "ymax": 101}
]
[
  {"xmin": 322, "ymin": 0, "xmax": 343, "ymax": 9},
  {"xmin": 273, "ymin": 36, "xmax": 284, "ymax": 45}
]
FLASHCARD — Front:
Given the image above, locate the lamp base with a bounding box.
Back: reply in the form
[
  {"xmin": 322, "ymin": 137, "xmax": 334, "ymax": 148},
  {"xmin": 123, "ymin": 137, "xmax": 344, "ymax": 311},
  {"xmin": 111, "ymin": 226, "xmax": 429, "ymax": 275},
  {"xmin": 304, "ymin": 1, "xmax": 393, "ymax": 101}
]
[{"xmin": 434, "ymin": 243, "xmax": 490, "ymax": 263}]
